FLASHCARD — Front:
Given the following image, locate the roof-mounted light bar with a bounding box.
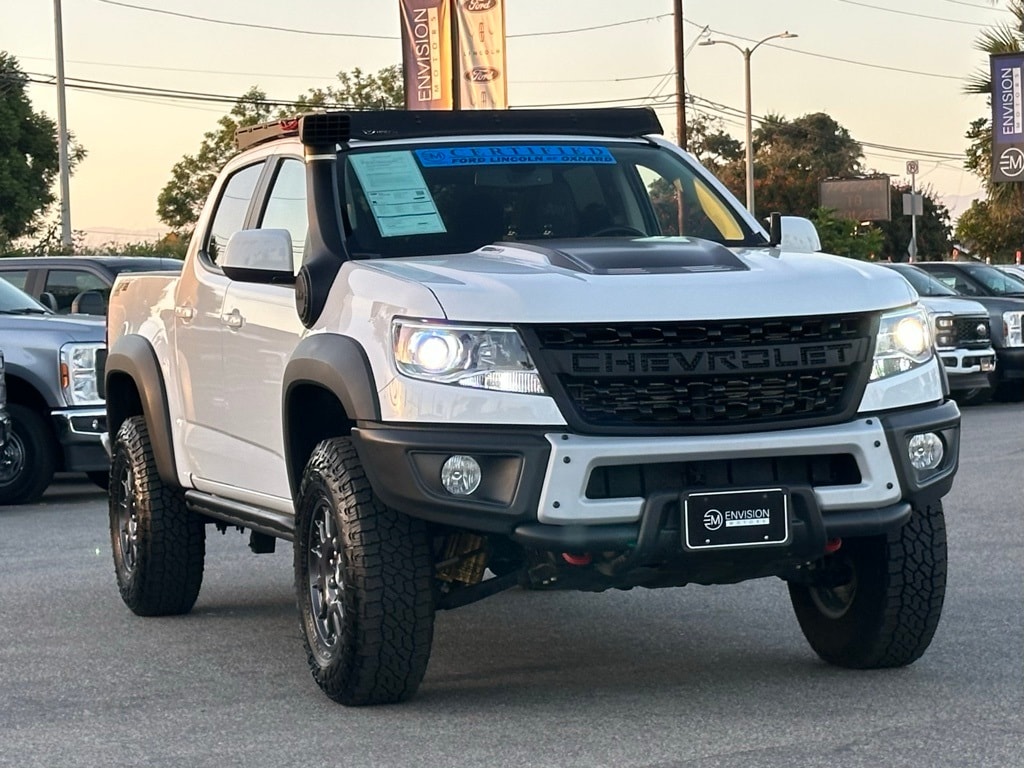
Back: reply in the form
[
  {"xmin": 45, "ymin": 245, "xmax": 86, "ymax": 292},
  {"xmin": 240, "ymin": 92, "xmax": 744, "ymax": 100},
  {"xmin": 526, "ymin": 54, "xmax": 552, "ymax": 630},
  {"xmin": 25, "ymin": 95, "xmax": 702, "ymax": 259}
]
[{"xmin": 236, "ymin": 108, "xmax": 663, "ymax": 152}]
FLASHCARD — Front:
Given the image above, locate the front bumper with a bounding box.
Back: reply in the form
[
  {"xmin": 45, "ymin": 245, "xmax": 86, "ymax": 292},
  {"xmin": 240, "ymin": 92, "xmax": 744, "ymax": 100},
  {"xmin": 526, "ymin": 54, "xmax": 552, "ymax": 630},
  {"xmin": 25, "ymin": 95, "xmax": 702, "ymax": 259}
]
[
  {"xmin": 353, "ymin": 399, "xmax": 960, "ymax": 549},
  {"xmin": 940, "ymin": 347, "xmax": 996, "ymax": 393},
  {"xmin": 52, "ymin": 407, "xmax": 108, "ymax": 472},
  {"xmin": 995, "ymin": 347, "xmax": 1024, "ymax": 381}
]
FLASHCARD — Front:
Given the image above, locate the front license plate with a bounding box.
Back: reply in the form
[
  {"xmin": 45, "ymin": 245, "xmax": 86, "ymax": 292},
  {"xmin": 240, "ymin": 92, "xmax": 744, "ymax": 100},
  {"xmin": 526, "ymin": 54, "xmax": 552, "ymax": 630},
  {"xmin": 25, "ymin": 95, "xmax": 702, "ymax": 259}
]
[{"xmin": 683, "ymin": 488, "xmax": 789, "ymax": 550}]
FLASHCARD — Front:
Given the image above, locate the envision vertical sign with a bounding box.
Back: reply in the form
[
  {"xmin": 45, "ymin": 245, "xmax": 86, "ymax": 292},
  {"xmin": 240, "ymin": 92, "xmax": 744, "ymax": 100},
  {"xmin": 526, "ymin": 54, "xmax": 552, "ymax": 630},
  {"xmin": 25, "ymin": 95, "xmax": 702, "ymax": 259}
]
[
  {"xmin": 400, "ymin": 0, "xmax": 453, "ymax": 110},
  {"xmin": 991, "ymin": 52, "xmax": 1024, "ymax": 182},
  {"xmin": 453, "ymin": 0, "xmax": 508, "ymax": 109}
]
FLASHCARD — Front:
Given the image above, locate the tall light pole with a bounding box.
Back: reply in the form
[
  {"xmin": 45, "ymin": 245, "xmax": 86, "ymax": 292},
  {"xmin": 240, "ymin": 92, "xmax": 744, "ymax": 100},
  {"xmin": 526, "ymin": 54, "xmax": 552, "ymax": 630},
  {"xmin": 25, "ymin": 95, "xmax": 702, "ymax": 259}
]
[
  {"xmin": 699, "ymin": 32, "xmax": 797, "ymax": 219},
  {"xmin": 53, "ymin": 0, "xmax": 72, "ymax": 248}
]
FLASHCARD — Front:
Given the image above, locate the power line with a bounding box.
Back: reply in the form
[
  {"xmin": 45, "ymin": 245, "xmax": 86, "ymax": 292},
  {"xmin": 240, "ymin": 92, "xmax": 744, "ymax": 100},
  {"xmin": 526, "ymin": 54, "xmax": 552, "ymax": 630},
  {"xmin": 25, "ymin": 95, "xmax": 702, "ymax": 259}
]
[
  {"xmin": 836, "ymin": 0, "xmax": 991, "ymax": 27},
  {"xmin": 93, "ymin": 0, "xmax": 671, "ymax": 41}
]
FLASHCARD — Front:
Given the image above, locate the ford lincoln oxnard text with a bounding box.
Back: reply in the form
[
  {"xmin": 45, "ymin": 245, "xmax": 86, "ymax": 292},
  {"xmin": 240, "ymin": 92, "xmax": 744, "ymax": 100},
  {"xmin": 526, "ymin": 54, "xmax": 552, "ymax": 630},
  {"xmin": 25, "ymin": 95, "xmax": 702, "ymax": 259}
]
[{"xmin": 102, "ymin": 108, "xmax": 960, "ymax": 706}]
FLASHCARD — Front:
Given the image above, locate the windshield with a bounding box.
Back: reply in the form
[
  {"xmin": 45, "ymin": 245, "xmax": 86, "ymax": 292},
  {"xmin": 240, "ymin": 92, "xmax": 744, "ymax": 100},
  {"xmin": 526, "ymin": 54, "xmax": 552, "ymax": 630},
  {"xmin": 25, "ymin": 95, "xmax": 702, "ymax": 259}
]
[
  {"xmin": 889, "ymin": 264, "xmax": 957, "ymax": 296},
  {"xmin": 962, "ymin": 263, "xmax": 1024, "ymax": 295},
  {"xmin": 0, "ymin": 277, "xmax": 49, "ymax": 314},
  {"xmin": 338, "ymin": 140, "xmax": 762, "ymax": 258}
]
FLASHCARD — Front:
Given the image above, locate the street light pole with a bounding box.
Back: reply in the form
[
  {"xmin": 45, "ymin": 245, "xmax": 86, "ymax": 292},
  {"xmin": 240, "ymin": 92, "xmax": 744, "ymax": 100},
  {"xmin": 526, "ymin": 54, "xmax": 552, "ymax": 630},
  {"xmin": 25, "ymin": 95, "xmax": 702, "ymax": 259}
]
[{"xmin": 699, "ymin": 32, "xmax": 797, "ymax": 219}]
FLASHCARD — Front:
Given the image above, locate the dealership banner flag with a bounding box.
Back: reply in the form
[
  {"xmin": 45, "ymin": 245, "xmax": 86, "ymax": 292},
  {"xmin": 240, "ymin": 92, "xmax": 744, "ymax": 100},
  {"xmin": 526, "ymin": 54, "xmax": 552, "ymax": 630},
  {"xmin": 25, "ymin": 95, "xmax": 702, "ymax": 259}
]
[
  {"xmin": 991, "ymin": 52, "xmax": 1024, "ymax": 182},
  {"xmin": 454, "ymin": 0, "xmax": 508, "ymax": 109},
  {"xmin": 400, "ymin": 0, "xmax": 453, "ymax": 110}
]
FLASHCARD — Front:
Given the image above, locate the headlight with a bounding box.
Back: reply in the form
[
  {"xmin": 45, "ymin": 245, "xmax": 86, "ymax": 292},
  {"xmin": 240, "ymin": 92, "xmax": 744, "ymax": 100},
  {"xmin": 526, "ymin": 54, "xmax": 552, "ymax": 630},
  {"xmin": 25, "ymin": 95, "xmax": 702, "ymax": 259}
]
[
  {"xmin": 930, "ymin": 312, "xmax": 954, "ymax": 349},
  {"xmin": 59, "ymin": 343, "xmax": 105, "ymax": 406},
  {"xmin": 871, "ymin": 306, "xmax": 933, "ymax": 381},
  {"xmin": 392, "ymin": 319, "xmax": 546, "ymax": 394},
  {"xmin": 1004, "ymin": 311, "xmax": 1024, "ymax": 347}
]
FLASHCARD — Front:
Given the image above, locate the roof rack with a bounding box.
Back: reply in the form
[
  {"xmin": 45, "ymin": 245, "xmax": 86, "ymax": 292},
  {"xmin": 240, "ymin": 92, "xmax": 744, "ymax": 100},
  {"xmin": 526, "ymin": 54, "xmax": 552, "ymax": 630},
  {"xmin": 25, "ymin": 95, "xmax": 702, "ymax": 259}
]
[{"xmin": 235, "ymin": 108, "xmax": 663, "ymax": 152}]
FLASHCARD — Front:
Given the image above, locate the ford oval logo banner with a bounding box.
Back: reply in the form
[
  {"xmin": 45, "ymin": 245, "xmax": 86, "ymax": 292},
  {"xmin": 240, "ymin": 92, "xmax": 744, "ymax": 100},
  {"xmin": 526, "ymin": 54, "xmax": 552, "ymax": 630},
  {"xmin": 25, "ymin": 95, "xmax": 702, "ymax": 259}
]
[{"xmin": 454, "ymin": 0, "xmax": 508, "ymax": 108}]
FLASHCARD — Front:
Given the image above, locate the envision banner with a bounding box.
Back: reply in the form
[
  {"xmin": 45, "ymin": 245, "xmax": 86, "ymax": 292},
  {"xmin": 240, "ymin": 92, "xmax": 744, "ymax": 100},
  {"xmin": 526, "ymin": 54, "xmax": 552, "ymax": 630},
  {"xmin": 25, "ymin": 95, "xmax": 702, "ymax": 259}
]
[
  {"xmin": 453, "ymin": 0, "xmax": 508, "ymax": 109},
  {"xmin": 991, "ymin": 52, "xmax": 1024, "ymax": 182},
  {"xmin": 400, "ymin": 0, "xmax": 453, "ymax": 110}
]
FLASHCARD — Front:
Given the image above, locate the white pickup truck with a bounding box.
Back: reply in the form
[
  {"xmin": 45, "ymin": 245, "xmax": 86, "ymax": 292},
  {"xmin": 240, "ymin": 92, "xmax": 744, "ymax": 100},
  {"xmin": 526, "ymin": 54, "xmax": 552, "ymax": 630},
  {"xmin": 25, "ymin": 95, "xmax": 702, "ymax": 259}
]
[{"xmin": 103, "ymin": 108, "xmax": 960, "ymax": 706}]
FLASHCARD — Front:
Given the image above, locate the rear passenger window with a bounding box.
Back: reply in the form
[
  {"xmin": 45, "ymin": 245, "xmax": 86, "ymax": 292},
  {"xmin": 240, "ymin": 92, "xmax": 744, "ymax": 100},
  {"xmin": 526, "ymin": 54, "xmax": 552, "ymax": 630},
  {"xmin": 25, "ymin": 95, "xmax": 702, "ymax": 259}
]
[
  {"xmin": 44, "ymin": 270, "xmax": 108, "ymax": 314},
  {"xmin": 0, "ymin": 271, "xmax": 30, "ymax": 292},
  {"xmin": 259, "ymin": 158, "xmax": 307, "ymax": 274},
  {"xmin": 203, "ymin": 163, "xmax": 264, "ymax": 266}
]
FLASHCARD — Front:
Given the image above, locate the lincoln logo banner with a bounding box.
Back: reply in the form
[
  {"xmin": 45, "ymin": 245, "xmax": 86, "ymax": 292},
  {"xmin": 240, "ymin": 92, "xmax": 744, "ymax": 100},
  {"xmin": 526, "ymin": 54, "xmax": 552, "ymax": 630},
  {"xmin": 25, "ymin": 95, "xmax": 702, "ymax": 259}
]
[
  {"xmin": 991, "ymin": 52, "xmax": 1024, "ymax": 182},
  {"xmin": 400, "ymin": 0, "xmax": 454, "ymax": 110}
]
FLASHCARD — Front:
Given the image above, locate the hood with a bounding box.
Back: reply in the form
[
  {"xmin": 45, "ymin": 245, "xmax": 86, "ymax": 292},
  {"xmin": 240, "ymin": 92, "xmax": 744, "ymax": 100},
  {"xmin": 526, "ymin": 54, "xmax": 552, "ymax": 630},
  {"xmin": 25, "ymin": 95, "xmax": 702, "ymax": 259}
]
[
  {"xmin": 361, "ymin": 239, "xmax": 918, "ymax": 323},
  {"xmin": 0, "ymin": 312, "xmax": 106, "ymax": 342},
  {"xmin": 917, "ymin": 296, "xmax": 988, "ymax": 317}
]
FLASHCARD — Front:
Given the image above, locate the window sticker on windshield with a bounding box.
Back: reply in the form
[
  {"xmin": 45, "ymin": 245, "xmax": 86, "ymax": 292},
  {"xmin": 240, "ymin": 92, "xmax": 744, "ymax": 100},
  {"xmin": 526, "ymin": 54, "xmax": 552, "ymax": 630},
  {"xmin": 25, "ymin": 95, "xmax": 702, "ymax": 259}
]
[
  {"xmin": 415, "ymin": 145, "xmax": 616, "ymax": 167},
  {"xmin": 349, "ymin": 152, "xmax": 446, "ymax": 237}
]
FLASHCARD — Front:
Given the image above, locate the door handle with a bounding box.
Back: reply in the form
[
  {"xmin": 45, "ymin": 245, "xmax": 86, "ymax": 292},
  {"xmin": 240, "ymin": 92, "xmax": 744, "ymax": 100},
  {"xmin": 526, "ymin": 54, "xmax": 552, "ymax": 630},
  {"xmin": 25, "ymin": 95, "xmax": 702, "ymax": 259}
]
[
  {"xmin": 221, "ymin": 309, "xmax": 244, "ymax": 329},
  {"xmin": 174, "ymin": 305, "xmax": 194, "ymax": 321}
]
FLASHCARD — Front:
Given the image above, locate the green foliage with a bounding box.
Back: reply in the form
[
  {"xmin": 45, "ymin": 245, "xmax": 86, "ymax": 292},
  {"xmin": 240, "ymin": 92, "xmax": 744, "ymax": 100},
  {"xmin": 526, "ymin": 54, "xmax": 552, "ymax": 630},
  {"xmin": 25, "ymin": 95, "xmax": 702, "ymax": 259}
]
[
  {"xmin": 810, "ymin": 208, "xmax": 884, "ymax": 260},
  {"xmin": 875, "ymin": 183, "xmax": 952, "ymax": 261},
  {"xmin": 0, "ymin": 52, "xmax": 86, "ymax": 250},
  {"xmin": 685, "ymin": 112, "xmax": 743, "ymax": 174},
  {"xmin": 713, "ymin": 112, "xmax": 864, "ymax": 216},
  {"xmin": 956, "ymin": 198, "xmax": 1021, "ymax": 260},
  {"xmin": 157, "ymin": 66, "xmax": 406, "ymax": 233}
]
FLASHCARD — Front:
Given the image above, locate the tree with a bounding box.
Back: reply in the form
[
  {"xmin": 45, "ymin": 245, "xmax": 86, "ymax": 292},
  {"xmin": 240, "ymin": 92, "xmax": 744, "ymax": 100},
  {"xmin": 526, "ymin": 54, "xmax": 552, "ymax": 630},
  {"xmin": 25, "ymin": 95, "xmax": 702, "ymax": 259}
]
[
  {"xmin": 157, "ymin": 66, "xmax": 405, "ymax": 233},
  {"xmin": 715, "ymin": 112, "xmax": 864, "ymax": 217},
  {"xmin": 0, "ymin": 52, "xmax": 86, "ymax": 251},
  {"xmin": 875, "ymin": 182, "xmax": 952, "ymax": 261},
  {"xmin": 809, "ymin": 208, "xmax": 884, "ymax": 261},
  {"xmin": 685, "ymin": 111, "xmax": 743, "ymax": 174}
]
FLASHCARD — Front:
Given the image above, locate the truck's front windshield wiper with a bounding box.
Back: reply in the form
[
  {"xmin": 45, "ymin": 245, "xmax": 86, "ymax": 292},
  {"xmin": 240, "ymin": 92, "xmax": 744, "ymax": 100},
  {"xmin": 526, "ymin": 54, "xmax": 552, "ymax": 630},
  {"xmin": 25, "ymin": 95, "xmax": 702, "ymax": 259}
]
[{"xmin": 0, "ymin": 307, "xmax": 50, "ymax": 315}]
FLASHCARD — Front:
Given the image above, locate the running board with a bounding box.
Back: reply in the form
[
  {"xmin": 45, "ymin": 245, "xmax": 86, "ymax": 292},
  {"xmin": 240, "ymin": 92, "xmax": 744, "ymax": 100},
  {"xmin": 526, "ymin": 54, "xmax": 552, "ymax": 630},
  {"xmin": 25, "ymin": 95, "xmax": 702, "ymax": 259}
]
[{"xmin": 185, "ymin": 490, "xmax": 295, "ymax": 541}]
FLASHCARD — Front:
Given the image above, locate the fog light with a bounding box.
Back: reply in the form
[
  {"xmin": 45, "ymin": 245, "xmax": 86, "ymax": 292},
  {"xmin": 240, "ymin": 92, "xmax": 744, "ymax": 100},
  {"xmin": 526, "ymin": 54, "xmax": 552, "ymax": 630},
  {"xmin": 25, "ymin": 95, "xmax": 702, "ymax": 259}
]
[
  {"xmin": 908, "ymin": 433, "xmax": 943, "ymax": 471},
  {"xmin": 440, "ymin": 455, "xmax": 481, "ymax": 496}
]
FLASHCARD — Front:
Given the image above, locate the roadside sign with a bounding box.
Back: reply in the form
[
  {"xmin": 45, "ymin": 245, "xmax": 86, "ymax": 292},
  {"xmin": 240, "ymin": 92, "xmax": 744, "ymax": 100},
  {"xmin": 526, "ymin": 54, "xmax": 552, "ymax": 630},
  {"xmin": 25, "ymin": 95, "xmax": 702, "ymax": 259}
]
[{"xmin": 906, "ymin": 160, "xmax": 919, "ymax": 175}]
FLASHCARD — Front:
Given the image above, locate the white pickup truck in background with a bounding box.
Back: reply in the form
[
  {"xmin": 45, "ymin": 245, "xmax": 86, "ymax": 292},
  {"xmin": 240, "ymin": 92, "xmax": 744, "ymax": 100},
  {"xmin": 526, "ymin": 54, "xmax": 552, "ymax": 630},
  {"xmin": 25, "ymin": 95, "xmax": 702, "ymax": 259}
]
[{"xmin": 103, "ymin": 108, "xmax": 960, "ymax": 706}]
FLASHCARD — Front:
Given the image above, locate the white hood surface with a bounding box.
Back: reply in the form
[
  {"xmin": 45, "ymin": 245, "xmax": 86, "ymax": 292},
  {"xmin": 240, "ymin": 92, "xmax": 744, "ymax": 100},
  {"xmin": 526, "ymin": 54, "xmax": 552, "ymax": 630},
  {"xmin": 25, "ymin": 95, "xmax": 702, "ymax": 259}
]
[{"xmin": 361, "ymin": 239, "xmax": 918, "ymax": 324}]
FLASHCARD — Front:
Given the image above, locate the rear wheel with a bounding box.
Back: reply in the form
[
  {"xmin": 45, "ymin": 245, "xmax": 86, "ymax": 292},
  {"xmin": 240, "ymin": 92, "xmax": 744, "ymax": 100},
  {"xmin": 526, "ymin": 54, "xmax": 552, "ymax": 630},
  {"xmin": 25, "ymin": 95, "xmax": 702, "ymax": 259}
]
[
  {"xmin": 109, "ymin": 416, "xmax": 205, "ymax": 616},
  {"xmin": 788, "ymin": 502, "xmax": 946, "ymax": 668},
  {"xmin": 0, "ymin": 404, "xmax": 57, "ymax": 505},
  {"xmin": 295, "ymin": 437, "xmax": 435, "ymax": 706}
]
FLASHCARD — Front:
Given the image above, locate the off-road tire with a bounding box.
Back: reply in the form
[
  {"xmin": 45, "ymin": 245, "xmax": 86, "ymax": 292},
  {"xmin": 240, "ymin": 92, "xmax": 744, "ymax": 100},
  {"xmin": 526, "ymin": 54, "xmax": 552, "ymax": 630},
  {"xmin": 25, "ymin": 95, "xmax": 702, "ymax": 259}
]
[
  {"xmin": 295, "ymin": 437, "xmax": 435, "ymax": 706},
  {"xmin": 789, "ymin": 502, "xmax": 946, "ymax": 668},
  {"xmin": 0, "ymin": 404, "xmax": 57, "ymax": 505},
  {"xmin": 109, "ymin": 416, "xmax": 205, "ymax": 616}
]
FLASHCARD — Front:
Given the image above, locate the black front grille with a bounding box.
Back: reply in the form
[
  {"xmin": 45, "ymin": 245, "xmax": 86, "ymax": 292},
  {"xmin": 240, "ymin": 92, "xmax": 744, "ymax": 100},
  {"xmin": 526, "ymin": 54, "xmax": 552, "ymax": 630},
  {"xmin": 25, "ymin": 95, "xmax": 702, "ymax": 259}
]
[
  {"xmin": 953, "ymin": 316, "xmax": 991, "ymax": 347},
  {"xmin": 523, "ymin": 314, "xmax": 875, "ymax": 434},
  {"xmin": 586, "ymin": 454, "xmax": 861, "ymax": 499}
]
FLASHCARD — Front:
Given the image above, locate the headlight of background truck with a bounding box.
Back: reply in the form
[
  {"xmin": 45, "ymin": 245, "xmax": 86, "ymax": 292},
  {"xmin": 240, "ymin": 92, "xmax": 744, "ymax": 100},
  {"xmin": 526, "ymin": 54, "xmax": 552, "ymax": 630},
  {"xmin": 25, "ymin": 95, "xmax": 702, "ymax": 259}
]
[
  {"xmin": 1004, "ymin": 311, "xmax": 1024, "ymax": 347},
  {"xmin": 392, "ymin": 320, "xmax": 546, "ymax": 395},
  {"xmin": 872, "ymin": 306, "xmax": 933, "ymax": 381},
  {"xmin": 59, "ymin": 342, "xmax": 105, "ymax": 406}
]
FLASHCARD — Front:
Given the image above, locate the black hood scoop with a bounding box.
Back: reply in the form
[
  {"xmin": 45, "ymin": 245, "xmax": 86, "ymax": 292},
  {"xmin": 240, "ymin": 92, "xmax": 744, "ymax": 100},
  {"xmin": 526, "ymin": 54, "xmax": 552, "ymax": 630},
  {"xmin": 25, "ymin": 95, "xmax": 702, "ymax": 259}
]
[{"xmin": 508, "ymin": 238, "xmax": 749, "ymax": 275}]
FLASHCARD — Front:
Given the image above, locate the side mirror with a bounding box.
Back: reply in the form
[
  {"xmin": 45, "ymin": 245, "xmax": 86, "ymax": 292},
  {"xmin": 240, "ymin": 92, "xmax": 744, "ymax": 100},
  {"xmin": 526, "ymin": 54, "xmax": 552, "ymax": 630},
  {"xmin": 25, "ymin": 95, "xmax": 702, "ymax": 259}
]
[
  {"xmin": 221, "ymin": 229, "xmax": 296, "ymax": 284},
  {"xmin": 775, "ymin": 216, "xmax": 822, "ymax": 253}
]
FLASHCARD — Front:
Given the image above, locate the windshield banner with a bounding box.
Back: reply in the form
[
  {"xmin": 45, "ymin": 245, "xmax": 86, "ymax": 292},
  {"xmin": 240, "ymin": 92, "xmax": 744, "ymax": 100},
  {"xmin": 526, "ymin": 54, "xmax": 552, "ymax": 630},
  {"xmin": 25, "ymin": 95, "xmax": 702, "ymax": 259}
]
[{"xmin": 991, "ymin": 52, "xmax": 1024, "ymax": 182}]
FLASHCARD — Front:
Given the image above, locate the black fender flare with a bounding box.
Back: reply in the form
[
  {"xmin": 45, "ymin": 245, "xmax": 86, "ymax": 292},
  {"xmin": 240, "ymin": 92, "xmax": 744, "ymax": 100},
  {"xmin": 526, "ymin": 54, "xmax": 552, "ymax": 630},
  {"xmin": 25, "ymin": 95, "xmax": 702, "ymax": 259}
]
[
  {"xmin": 282, "ymin": 334, "xmax": 381, "ymax": 493},
  {"xmin": 105, "ymin": 335, "xmax": 178, "ymax": 485}
]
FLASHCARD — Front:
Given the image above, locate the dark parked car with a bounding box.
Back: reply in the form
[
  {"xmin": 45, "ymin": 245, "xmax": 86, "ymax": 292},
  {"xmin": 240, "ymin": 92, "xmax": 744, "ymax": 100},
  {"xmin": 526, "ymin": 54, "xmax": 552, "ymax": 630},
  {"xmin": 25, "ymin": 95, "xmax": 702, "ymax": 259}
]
[
  {"xmin": 913, "ymin": 261, "xmax": 1024, "ymax": 400},
  {"xmin": 0, "ymin": 350, "xmax": 10, "ymax": 452},
  {"xmin": 0, "ymin": 254, "xmax": 182, "ymax": 315}
]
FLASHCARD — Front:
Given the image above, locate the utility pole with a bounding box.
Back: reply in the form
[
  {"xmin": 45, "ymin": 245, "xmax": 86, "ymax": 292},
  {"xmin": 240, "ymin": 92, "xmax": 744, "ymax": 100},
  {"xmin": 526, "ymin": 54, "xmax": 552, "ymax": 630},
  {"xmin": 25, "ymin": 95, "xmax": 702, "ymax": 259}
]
[
  {"xmin": 673, "ymin": 0, "xmax": 686, "ymax": 150},
  {"xmin": 53, "ymin": 0, "xmax": 72, "ymax": 248}
]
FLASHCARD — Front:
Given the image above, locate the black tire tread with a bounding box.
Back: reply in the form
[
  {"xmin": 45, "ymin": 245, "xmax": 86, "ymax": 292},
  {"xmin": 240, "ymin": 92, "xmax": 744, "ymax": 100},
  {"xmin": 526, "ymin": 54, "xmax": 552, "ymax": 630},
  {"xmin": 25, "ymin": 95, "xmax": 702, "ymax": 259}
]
[
  {"xmin": 0, "ymin": 404, "xmax": 57, "ymax": 505},
  {"xmin": 790, "ymin": 502, "xmax": 946, "ymax": 669},
  {"xmin": 110, "ymin": 416, "xmax": 205, "ymax": 616},
  {"xmin": 296, "ymin": 437, "xmax": 434, "ymax": 706}
]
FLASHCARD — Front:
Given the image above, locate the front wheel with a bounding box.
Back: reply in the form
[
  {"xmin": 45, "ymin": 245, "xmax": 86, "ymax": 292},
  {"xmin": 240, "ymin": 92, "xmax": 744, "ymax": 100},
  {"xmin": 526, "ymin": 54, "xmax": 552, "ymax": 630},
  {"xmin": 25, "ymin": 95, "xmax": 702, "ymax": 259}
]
[
  {"xmin": 109, "ymin": 416, "xmax": 205, "ymax": 616},
  {"xmin": 0, "ymin": 404, "xmax": 57, "ymax": 505},
  {"xmin": 295, "ymin": 438, "xmax": 435, "ymax": 706},
  {"xmin": 788, "ymin": 502, "xmax": 947, "ymax": 668}
]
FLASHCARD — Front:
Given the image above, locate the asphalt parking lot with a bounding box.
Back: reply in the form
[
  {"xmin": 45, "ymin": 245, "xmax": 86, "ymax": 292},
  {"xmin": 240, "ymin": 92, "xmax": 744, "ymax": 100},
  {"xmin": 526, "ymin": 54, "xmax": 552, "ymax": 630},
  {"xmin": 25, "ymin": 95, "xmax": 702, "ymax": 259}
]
[{"xmin": 0, "ymin": 401, "xmax": 1021, "ymax": 768}]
